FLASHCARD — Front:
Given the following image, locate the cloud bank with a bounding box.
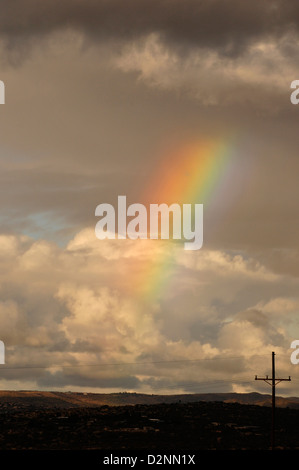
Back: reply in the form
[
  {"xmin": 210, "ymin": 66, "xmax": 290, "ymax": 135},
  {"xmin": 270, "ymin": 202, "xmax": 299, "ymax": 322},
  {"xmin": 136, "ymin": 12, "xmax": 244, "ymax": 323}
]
[{"xmin": 0, "ymin": 229, "xmax": 296, "ymax": 393}]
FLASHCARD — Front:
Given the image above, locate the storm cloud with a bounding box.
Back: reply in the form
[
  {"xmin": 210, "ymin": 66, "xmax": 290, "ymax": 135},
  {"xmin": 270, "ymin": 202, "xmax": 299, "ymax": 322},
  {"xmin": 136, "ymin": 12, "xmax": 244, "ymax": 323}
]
[
  {"xmin": 0, "ymin": 1, "xmax": 299, "ymax": 395},
  {"xmin": 1, "ymin": 0, "xmax": 299, "ymax": 57}
]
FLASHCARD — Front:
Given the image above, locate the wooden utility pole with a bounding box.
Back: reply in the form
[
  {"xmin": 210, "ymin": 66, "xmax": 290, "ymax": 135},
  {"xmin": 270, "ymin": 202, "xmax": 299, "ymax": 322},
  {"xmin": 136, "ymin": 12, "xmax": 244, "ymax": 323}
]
[{"xmin": 255, "ymin": 351, "xmax": 291, "ymax": 450}]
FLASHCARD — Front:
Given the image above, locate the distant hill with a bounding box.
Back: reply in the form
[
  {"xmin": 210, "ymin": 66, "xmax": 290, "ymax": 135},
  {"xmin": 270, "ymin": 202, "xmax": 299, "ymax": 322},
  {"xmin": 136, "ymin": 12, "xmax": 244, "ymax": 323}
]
[{"xmin": 0, "ymin": 390, "xmax": 299, "ymax": 410}]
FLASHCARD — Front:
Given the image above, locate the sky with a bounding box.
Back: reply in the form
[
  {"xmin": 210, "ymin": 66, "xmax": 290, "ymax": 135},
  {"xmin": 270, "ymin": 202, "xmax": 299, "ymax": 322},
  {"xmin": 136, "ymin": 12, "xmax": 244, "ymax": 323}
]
[{"xmin": 0, "ymin": 0, "xmax": 299, "ymax": 396}]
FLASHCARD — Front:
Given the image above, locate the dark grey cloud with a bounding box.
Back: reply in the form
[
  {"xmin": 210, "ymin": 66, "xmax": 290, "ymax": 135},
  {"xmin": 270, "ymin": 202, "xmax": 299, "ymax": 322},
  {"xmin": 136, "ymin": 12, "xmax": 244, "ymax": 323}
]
[
  {"xmin": 1, "ymin": 0, "xmax": 299, "ymax": 57},
  {"xmin": 37, "ymin": 369, "xmax": 141, "ymax": 389}
]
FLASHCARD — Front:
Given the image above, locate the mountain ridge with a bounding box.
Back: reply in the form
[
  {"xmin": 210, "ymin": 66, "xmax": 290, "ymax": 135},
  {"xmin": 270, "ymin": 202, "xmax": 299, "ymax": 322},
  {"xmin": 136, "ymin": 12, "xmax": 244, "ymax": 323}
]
[{"xmin": 0, "ymin": 390, "xmax": 298, "ymax": 409}]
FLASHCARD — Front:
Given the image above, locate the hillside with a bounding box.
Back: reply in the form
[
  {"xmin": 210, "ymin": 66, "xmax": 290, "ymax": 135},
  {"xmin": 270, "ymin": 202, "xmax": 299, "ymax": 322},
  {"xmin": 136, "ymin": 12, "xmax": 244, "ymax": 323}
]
[
  {"xmin": 0, "ymin": 399, "xmax": 298, "ymax": 451},
  {"xmin": 0, "ymin": 391, "xmax": 299, "ymax": 451},
  {"xmin": 0, "ymin": 390, "xmax": 298, "ymax": 410}
]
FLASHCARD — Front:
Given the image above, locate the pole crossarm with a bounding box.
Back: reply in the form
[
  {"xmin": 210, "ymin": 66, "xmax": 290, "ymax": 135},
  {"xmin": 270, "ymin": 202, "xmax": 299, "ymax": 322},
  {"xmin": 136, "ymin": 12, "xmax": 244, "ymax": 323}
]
[{"xmin": 255, "ymin": 375, "xmax": 291, "ymax": 387}]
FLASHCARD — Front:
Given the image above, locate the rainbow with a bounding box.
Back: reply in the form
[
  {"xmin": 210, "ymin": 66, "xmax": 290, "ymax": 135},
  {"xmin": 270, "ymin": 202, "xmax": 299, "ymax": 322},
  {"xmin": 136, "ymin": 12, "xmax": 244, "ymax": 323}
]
[
  {"xmin": 142, "ymin": 139, "xmax": 233, "ymax": 206},
  {"xmin": 127, "ymin": 136, "xmax": 242, "ymax": 302}
]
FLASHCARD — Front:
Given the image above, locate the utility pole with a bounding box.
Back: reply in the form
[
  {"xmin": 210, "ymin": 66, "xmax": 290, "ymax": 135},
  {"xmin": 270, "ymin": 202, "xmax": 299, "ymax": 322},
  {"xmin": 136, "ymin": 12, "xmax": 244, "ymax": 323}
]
[{"xmin": 255, "ymin": 351, "xmax": 291, "ymax": 450}]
